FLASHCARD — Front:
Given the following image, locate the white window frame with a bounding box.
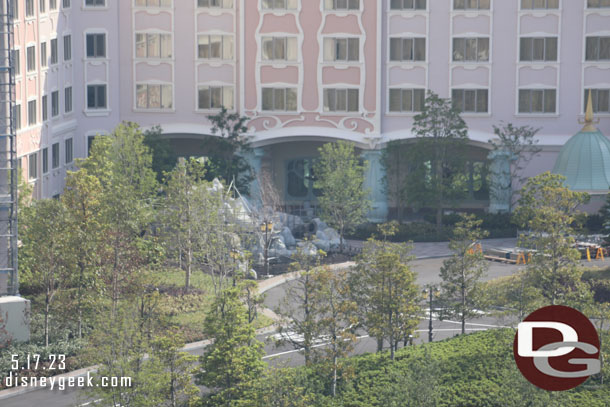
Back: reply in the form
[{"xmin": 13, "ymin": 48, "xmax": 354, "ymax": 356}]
[
  {"xmin": 197, "ymin": 0, "xmax": 234, "ymax": 9},
  {"xmin": 390, "ymin": 0, "xmax": 427, "ymax": 11},
  {"xmin": 452, "ymin": 37, "xmax": 490, "ymax": 62},
  {"xmin": 323, "ymin": 0, "xmax": 360, "ymax": 11},
  {"xmin": 261, "ymin": 0, "xmax": 298, "ymax": 10},
  {"xmin": 387, "ymin": 88, "xmax": 426, "ymax": 114},
  {"xmin": 517, "ymin": 88, "xmax": 557, "ymax": 115},
  {"xmin": 323, "ymin": 37, "xmax": 360, "ymax": 62},
  {"xmin": 261, "ymin": 87, "xmax": 298, "ymax": 112},
  {"xmin": 135, "ymin": 32, "xmax": 173, "ymax": 59},
  {"xmin": 261, "ymin": 36, "xmax": 298, "ymax": 61},
  {"xmin": 519, "ymin": 37, "xmax": 558, "ymax": 62},
  {"xmin": 197, "ymin": 34, "xmax": 234, "ymax": 60},
  {"xmin": 322, "ymin": 88, "xmax": 360, "ymax": 113},
  {"xmin": 451, "ymin": 88, "xmax": 489, "ymax": 114},
  {"xmin": 197, "ymin": 85, "xmax": 235, "ymax": 111},
  {"xmin": 389, "ymin": 37, "xmax": 426, "ymax": 62},
  {"xmin": 86, "ymin": 83, "xmax": 108, "ymax": 110},
  {"xmin": 135, "ymin": 83, "xmax": 174, "ymax": 110},
  {"xmin": 85, "ymin": 31, "xmax": 107, "ymax": 59}
]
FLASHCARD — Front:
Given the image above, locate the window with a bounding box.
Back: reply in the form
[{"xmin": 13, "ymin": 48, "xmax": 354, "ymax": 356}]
[
  {"xmin": 197, "ymin": 35, "xmax": 233, "ymax": 59},
  {"xmin": 389, "ymin": 38, "xmax": 426, "ymax": 61},
  {"xmin": 65, "ymin": 87, "xmax": 72, "ymax": 113},
  {"xmin": 262, "ymin": 37, "xmax": 297, "ymax": 61},
  {"xmin": 262, "ymin": 88, "xmax": 297, "ymax": 111},
  {"xmin": 50, "ymin": 38, "xmax": 58, "ymax": 64},
  {"xmin": 27, "ymin": 100, "xmax": 37, "ymax": 125},
  {"xmin": 42, "ymin": 148, "xmax": 48, "ymax": 174},
  {"xmin": 389, "ymin": 88, "xmax": 425, "ymax": 112},
  {"xmin": 520, "ymin": 37, "xmax": 557, "ymax": 61},
  {"xmin": 586, "ymin": 37, "xmax": 610, "ymax": 61},
  {"xmin": 136, "ymin": 84, "xmax": 173, "ymax": 109},
  {"xmin": 50, "ymin": 0, "xmax": 57, "ymax": 9},
  {"xmin": 453, "ymin": 0, "xmax": 490, "ymax": 10},
  {"xmin": 522, "ymin": 0, "xmax": 559, "ymax": 9},
  {"xmin": 286, "ymin": 158, "xmax": 320, "ymax": 199},
  {"xmin": 63, "ymin": 0, "xmax": 71, "ymax": 8},
  {"xmin": 390, "ymin": 0, "xmax": 426, "ymax": 10},
  {"xmin": 29, "ymin": 153, "xmax": 37, "ymax": 180},
  {"xmin": 452, "ymin": 89, "xmax": 488, "ymax": 113},
  {"xmin": 85, "ymin": 0, "xmax": 105, "ymax": 6},
  {"xmin": 87, "ymin": 136, "xmax": 96, "ymax": 156},
  {"xmin": 12, "ymin": 49, "xmax": 20, "ymax": 76},
  {"xmin": 26, "ymin": 46, "xmax": 35, "ymax": 71},
  {"xmin": 324, "ymin": 0, "xmax": 359, "ymax": 10},
  {"xmin": 198, "ymin": 86, "xmax": 234, "ymax": 110},
  {"xmin": 40, "ymin": 42, "xmax": 47, "ymax": 67},
  {"xmin": 135, "ymin": 0, "xmax": 172, "ymax": 6},
  {"xmin": 518, "ymin": 89, "xmax": 556, "ymax": 113},
  {"xmin": 40, "ymin": 0, "xmax": 46, "ymax": 13},
  {"xmin": 51, "ymin": 91, "xmax": 59, "ymax": 116},
  {"xmin": 14, "ymin": 105, "xmax": 21, "ymax": 130},
  {"xmin": 453, "ymin": 37, "xmax": 489, "ymax": 62},
  {"xmin": 587, "ymin": 0, "xmax": 610, "ymax": 7},
  {"xmin": 63, "ymin": 35, "xmax": 71, "ymax": 61},
  {"xmin": 42, "ymin": 95, "xmax": 48, "ymax": 121},
  {"xmin": 52, "ymin": 142, "xmax": 60, "ymax": 169},
  {"xmin": 86, "ymin": 33, "xmax": 106, "ymax": 58},
  {"xmin": 197, "ymin": 0, "xmax": 233, "ymax": 8},
  {"xmin": 11, "ymin": 0, "xmax": 18, "ymax": 18},
  {"xmin": 585, "ymin": 89, "xmax": 610, "ymax": 113},
  {"xmin": 65, "ymin": 138, "xmax": 73, "ymax": 164},
  {"xmin": 323, "ymin": 88, "xmax": 359, "ymax": 112},
  {"xmin": 87, "ymin": 84, "xmax": 107, "ymax": 109},
  {"xmin": 135, "ymin": 33, "xmax": 172, "ymax": 58},
  {"xmin": 324, "ymin": 38, "xmax": 359, "ymax": 61},
  {"xmin": 26, "ymin": 0, "xmax": 34, "ymax": 17},
  {"xmin": 262, "ymin": 0, "xmax": 297, "ymax": 9}
]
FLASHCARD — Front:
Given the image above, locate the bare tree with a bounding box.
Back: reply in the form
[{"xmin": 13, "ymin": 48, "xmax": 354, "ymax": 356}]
[{"xmin": 256, "ymin": 170, "xmax": 282, "ymax": 276}]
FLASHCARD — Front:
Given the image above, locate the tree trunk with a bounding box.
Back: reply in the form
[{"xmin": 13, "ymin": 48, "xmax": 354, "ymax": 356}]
[
  {"xmin": 45, "ymin": 291, "xmax": 50, "ymax": 348},
  {"xmin": 332, "ymin": 354, "xmax": 338, "ymax": 397}
]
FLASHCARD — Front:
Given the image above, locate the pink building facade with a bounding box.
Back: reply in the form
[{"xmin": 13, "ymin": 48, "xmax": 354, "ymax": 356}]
[{"xmin": 12, "ymin": 0, "xmax": 610, "ymax": 218}]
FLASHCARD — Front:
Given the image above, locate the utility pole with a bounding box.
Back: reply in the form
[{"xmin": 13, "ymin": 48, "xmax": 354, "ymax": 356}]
[{"xmin": 424, "ymin": 284, "xmax": 437, "ymax": 343}]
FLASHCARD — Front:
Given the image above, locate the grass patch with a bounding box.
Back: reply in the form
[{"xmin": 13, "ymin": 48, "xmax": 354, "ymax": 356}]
[{"xmin": 582, "ymin": 267, "xmax": 610, "ymax": 281}]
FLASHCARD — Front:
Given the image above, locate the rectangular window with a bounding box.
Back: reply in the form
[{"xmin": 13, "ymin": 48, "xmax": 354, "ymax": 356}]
[
  {"xmin": 522, "ymin": 0, "xmax": 559, "ymax": 8},
  {"xmin": 390, "ymin": 0, "xmax": 426, "ymax": 10},
  {"xmin": 453, "ymin": 0, "xmax": 490, "ymax": 10},
  {"xmin": 389, "ymin": 88, "xmax": 425, "ymax": 112},
  {"xmin": 452, "ymin": 89, "xmax": 488, "ymax": 113},
  {"xmin": 87, "ymin": 84, "xmax": 107, "ymax": 109},
  {"xmin": 42, "ymin": 147, "xmax": 48, "ymax": 174},
  {"xmin": 27, "ymin": 100, "xmax": 37, "ymax": 125},
  {"xmin": 136, "ymin": 84, "xmax": 173, "ymax": 109},
  {"xmin": 14, "ymin": 105, "xmax": 21, "ymax": 130},
  {"xmin": 520, "ymin": 37, "xmax": 557, "ymax": 61},
  {"xmin": 197, "ymin": 0, "xmax": 233, "ymax": 8},
  {"xmin": 63, "ymin": 35, "xmax": 71, "ymax": 61},
  {"xmin": 52, "ymin": 142, "xmax": 60, "ymax": 169},
  {"xmin": 324, "ymin": 38, "xmax": 359, "ymax": 61},
  {"xmin": 86, "ymin": 33, "xmax": 106, "ymax": 58},
  {"xmin": 389, "ymin": 38, "xmax": 426, "ymax": 61},
  {"xmin": 11, "ymin": 0, "xmax": 18, "ymax": 18},
  {"xmin": 323, "ymin": 88, "xmax": 359, "ymax": 112},
  {"xmin": 40, "ymin": 0, "xmax": 46, "ymax": 13},
  {"xmin": 324, "ymin": 0, "xmax": 359, "ymax": 10},
  {"xmin": 198, "ymin": 86, "xmax": 234, "ymax": 110},
  {"xmin": 63, "ymin": 0, "xmax": 71, "ymax": 8},
  {"xmin": 585, "ymin": 89, "xmax": 610, "ymax": 113},
  {"xmin": 42, "ymin": 95, "xmax": 48, "ymax": 121},
  {"xmin": 40, "ymin": 42, "xmax": 47, "ymax": 67},
  {"xmin": 453, "ymin": 37, "xmax": 489, "ymax": 62},
  {"xmin": 51, "ymin": 90, "xmax": 59, "ymax": 116},
  {"xmin": 65, "ymin": 138, "xmax": 73, "ymax": 164},
  {"xmin": 50, "ymin": 0, "xmax": 57, "ymax": 9},
  {"xmin": 262, "ymin": 0, "xmax": 297, "ymax": 9},
  {"xmin": 85, "ymin": 0, "xmax": 105, "ymax": 6},
  {"xmin": 65, "ymin": 86, "xmax": 72, "ymax": 113},
  {"xmin": 29, "ymin": 153, "xmax": 37, "ymax": 180},
  {"xmin": 50, "ymin": 38, "xmax": 58, "ymax": 64},
  {"xmin": 197, "ymin": 35, "xmax": 233, "ymax": 60},
  {"xmin": 26, "ymin": 0, "xmax": 34, "ymax": 17},
  {"xmin": 587, "ymin": 0, "xmax": 610, "ymax": 7},
  {"xmin": 87, "ymin": 136, "xmax": 96, "ymax": 156},
  {"xmin": 518, "ymin": 89, "xmax": 556, "ymax": 113},
  {"xmin": 135, "ymin": 0, "xmax": 172, "ymax": 6},
  {"xmin": 261, "ymin": 87, "xmax": 297, "ymax": 111},
  {"xmin": 26, "ymin": 46, "xmax": 35, "ymax": 71},
  {"xmin": 135, "ymin": 33, "xmax": 172, "ymax": 58},
  {"xmin": 586, "ymin": 37, "xmax": 610, "ymax": 61},
  {"xmin": 262, "ymin": 37, "xmax": 297, "ymax": 61},
  {"xmin": 12, "ymin": 49, "xmax": 20, "ymax": 76}
]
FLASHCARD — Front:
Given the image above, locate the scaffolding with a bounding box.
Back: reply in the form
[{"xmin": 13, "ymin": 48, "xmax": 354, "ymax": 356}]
[{"xmin": 0, "ymin": 0, "xmax": 18, "ymax": 296}]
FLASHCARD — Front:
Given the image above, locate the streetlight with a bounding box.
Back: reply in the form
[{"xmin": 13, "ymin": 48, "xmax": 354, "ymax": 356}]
[{"xmin": 423, "ymin": 284, "xmax": 440, "ymax": 343}]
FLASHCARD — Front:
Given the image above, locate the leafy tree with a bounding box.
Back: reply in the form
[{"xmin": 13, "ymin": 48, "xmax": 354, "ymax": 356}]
[
  {"xmin": 205, "ymin": 107, "xmax": 253, "ymax": 192},
  {"xmin": 486, "ymin": 271, "xmax": 544, "ymax": 324},
  {"xmin": 196, "ymin": 287, "xmax": 265, "ymax": 405},
  {"xmin": 407, "ymin": 91, "xmax": 469, "ymax": 234},
  {"xmin": 240, "ymin": 366, "xmax": 314, "ymax": 407},
  {"xmin": 350, "ymin": 224, "xmax": 420, "ymax": 359},
  {"xmin": 439, "ymin": 214, "xmax": 489, "ymax": 335},
  {"xmin": 382, "ymin": 141, "xmax": 410, "ymax": 221},
  {"xmin": 144, "ymin": 125, "xmax": 180, "ymax": 183},
  {"xmin": 600, "ymin": 190, "xmax": 610, "ymax": 246},
  {"xmin": 314, "ymin": 141, "xmax": 370, "ymax": 252},
  {"xmin": 489, "ymin": 122, "xmax": 541, "ymax": 211},
  {"xmin": 513, "ymin": 172, "xmax": 590, "ymax": 305}
]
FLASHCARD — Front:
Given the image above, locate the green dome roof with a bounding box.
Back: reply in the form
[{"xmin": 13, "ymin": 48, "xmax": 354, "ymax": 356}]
[{"xmin": 552, "ymin": 129, "xmax": 610, "ymax": 192}]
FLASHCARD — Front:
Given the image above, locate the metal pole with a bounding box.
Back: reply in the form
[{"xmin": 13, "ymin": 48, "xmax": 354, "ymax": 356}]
[{"xmin": 428, "ymin": 288, "xmax": 433, "ymax": 342}]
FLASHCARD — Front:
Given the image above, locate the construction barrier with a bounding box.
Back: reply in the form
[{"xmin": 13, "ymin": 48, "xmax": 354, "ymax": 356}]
[{"xmin": 597, "ymin": 248, "xmax": 605, "ymax": 261}]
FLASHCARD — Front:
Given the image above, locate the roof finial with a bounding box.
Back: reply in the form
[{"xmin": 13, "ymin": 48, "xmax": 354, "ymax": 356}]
[{"xmin": 580, "ymin": 90, "xmax": 599, "ymax": 132}]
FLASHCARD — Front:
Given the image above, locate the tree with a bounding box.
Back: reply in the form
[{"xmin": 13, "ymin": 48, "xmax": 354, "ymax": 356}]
[
  {"xmin": 205, "ymin": 107, "xmax": 253, "ymax": 192},
  {"xmin": 600, "ymin": 190, "xmax": 610, "ymax": 246},
  {"xmin": 513, "ymin": 172, "xmax": 590, "ymax": 305},
  {"xmin": 255, "ymin": 169, "xmax": 282, "ymax": 276},
  {"xmin": 489, "ymin": 122, "xmax": 541, "ymax": 211},
  {"xmin": 314, "ymin": 141, "xmax": 370, "ymax": 252},
  {"xmin": 350, "ymin": 224, "xmax": 420, "ymax": 359},
  {"xmin": 439, "ymin": 214, "xmax": 489, "ymax": 335},
  {"xmin": 382, "ymin": 141, "xmax": 410, "ymax": 221},
  {"xmin": 196, "ymin": 287, "xmax": 265, "ymax": 405},
  {"xmin": 144, "ymin": 125, "xmax": 180, "ymax": 183},
  {"xmin": 407, "ymin": 91, "xmax": 469, "ymax": 234},
  {"xmin": 240, "ymin": 366, "xmax": 314, "ymax": 407}
]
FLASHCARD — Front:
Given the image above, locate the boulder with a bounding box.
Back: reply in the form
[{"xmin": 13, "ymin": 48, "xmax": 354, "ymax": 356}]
[
  {"xmin": 313, "ymin": 239, "xmax": 330, "ymax": 252},
  {"xmin": 270, "ymin": 237, "xmax": 286, "ymax": 251},
  {"xmin": 316, "ymin": 229, "xmax": 328, "ymax": 241},
  {"xmin": 312, "ymin": 218, "xmax": 328, "ymax": 233},
  {"xmin": 280, "ymin": 227, "xmax": 296, "ymax": 248},
  {"xmin": 330, "ymin": 238, "xmax": 341, "ymax": 252},
  {"xmin": 323, "ymin": 227, "xmax": 340, "ymax": 241},
  {"xmin": 297, "ymin": 241, "xmax": 319, "ymax": 257}
]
